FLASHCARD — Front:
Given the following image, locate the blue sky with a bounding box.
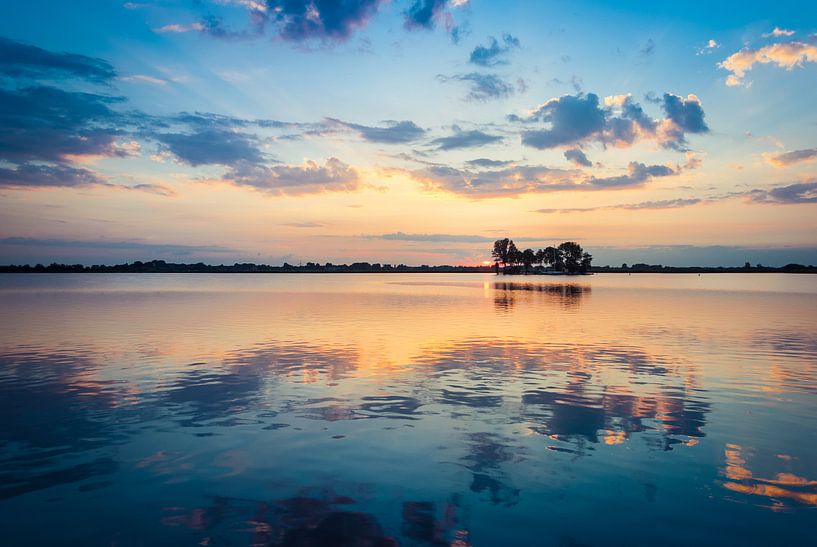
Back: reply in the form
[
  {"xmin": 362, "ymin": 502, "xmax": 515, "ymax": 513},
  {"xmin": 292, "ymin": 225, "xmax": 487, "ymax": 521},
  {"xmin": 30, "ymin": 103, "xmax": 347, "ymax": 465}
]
[{"xmin": 1, "ymin": 1, "xmax": 816, "ymax": 266}]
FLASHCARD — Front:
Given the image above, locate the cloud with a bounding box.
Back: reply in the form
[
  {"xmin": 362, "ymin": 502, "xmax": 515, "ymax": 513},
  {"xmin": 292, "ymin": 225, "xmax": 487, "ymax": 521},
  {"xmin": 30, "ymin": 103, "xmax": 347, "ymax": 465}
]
[
  {"xmin": 536, "ymin": 198, "xmax": 703, "ymax": 214},
  {"xmin": 154, "ymin": 128, "xmax": 266, "ymax": 166},
  {"xmin": 222, "ymin": 158, "xmax": 361, "ymax": 195},
  {"xmin": 327, "ymin": 118, "xmax": 425, "ymax": 143},
  {"xmin": 766, "ymin": 148, "xmax": 817, "ymax": 167},
  {"xmin": 404, "ymin": 0, "xmax": 449, "ymax": 29},
  {"xmin": 517, "ymin": 93, "xmax": 606, "ymax": 148},
  {"xmin": 0, "ymin": 36, "xmax": 116, "ymax": 83},
  {"xmin": 697, "ymin": 39, "xmax": 720, "ymax": 55},
  {"xmin": 564, "ymin": 148, "xmax": 592, "ymax": 167},
  {"xmin": 748, "ymin": 181, "xmax": 817, "ymax": 204},
  {"xmin": 128, "ymin": 183, "xmax": 177, "ymax": 197},
  {"xmin": 639, "ymin": 38, "xmax": 656, "ymax": 57},
  {"xmin": 720, "ymin": 41, "xmax": 817, "ymax": 86},
  {"xmin": 0, "ymin": 162, "xmax": 106, "ymax": 188},
  {"xmin": 440, "ymin": 72, "xmax": 515, "ymax": 101},
  {"xmin": 262, "ymin": 0, "xmax": 384, "ymax": 42},
  {"xmin": 0, "ymin": 86, "xmax": 131, "ymax": 163},
  {"xmin": 515, "ymin": 92, "xmax": 707, "ymax": 151},
  {"xmin": 763, "ymin": 27, "xmax": 795, "ymax": 38},
  {"xmin": 409, "ymin": 160, "xmax": 678, "ymax": 198},
  {"xmin": 371, "ymin": 232, "xmax": 495, "ymax": 243},
  {"xmin": 431, "ymin": 126, "xmax": 502, "ymax": 150},
  {"xmin": 154, "ymin": 22, "xmax": 206, "ymax": 33},
  {"xmin": 120, "ymin": 74, "xmax": 168, "ymax": 85},
  {"xmin": 466, "ymin": 158, "xmax": 513, "ymax": 167},
  {"xmin": 469, "ymin": 33, "xmax": 520, "ymax": 67}
]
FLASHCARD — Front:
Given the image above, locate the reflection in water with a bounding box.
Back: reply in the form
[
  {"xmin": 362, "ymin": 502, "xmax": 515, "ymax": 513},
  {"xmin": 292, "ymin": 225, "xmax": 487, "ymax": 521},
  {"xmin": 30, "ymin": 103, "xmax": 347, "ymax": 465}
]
[
  {"xmin": 493, "ymin": 282, "xmax": 589, "ymax": 311},
  {"xmin": 722, "ymin": 444, "xmax": 817, "ymax": 510},
  {"xmin": 0, "ymin": 274, "xmax": 816, "ymax": 545}
]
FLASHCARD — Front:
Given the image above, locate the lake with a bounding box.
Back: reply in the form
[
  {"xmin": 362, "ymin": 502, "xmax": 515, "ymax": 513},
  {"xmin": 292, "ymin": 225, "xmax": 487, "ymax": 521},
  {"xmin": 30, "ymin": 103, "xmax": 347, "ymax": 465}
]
[{"xmin": 1, "ymin": 273, "xmax": 816, "ymax": 546}]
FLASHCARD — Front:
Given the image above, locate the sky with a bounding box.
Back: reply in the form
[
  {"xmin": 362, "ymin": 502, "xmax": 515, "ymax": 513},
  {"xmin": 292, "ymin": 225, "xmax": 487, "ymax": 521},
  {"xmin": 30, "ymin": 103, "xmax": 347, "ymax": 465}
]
[{"xmin": 1, "ymin": 0, "xmax": 816, "ymax": 267}]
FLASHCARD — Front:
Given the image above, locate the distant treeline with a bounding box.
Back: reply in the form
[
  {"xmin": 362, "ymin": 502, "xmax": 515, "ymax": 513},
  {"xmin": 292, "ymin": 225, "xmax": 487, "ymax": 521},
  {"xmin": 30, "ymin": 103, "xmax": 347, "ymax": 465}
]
[
  {"xmin": 594, "ymin": 262, "xmax": 817, "ymax": 273},
  {"xmin": 0, "ymin": 260, "xmax": 493, "ymax": 274},
  {"xmin": 1, "ymin": 259, "xmax": 815, "ymax": 274}
]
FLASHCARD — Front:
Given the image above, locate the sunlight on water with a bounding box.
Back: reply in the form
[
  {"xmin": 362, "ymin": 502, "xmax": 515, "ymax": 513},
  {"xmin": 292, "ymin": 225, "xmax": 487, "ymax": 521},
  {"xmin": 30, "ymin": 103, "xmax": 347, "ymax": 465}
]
[{"xmin": 1, "ymin": 273, "xmax": 816, "ymax": 545}]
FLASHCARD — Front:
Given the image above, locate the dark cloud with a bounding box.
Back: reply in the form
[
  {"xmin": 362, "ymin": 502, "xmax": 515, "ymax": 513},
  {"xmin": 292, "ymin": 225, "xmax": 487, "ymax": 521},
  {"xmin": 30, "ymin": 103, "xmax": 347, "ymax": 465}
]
[
  {"xmin": 588, "ymin": 161, "xmax": 676, "ymax": 188},
  {"xmin": 441, "ymin": 72, "xmax": 515, "ymax": 101},
  {"xmin": 466, "ymin": 158, "xmax": 513, "ymax": 167},
  {"xmin": 222, "ymin": 158, "xmax": 360, "ymax": 195},
  {"xmin": 660, "ymin": 93, "xmax": 709, "ymax": 149},
  {"xmin": 0, "ymin": 163, "xmax": 105, "ymax": 188},
  {"xmin": 154, "ymin": 128, "xmax": 265, "ymax": 167},
  {"xmin": 327, "ymin": 118, "xmax": 425, "ymax": 143},
  {"xmin": 515, "ymin": 92, "xmax": 707, "ymax": 151},
  {"xmin": 564, "ymin": 148, "xmax": 592, "ymax": 167},
  {"xmin": 767, "ymin": 148, "xmax": 817, "ymax": 168},
  {"xmin": 0, "ymin": 86, "xmax": 128, "ymax": 162},
  {"xmin": 262, "ymin": 0, "xmax": 384, "ymax": 42},
  {"xmin": 469, "ymin": 33, "xmax": 520, "ymax": 67},
  {"xmin": 749, "ymin": 181, "xmax": 817, "ymax": 204},
  {"xmin": 519, "ymin": 93, "xmax": 605, "ymax": 149},
  {"xmin": 404, "ymin": 0, "xmax": 448, "ymax": 30},
  {"xmin": 431, "ymin": 126, "xmax": 503, "ymax": 150},
  {"xmin": 0, "ymin": 36, "xmax": 116, "ymax": 83}
]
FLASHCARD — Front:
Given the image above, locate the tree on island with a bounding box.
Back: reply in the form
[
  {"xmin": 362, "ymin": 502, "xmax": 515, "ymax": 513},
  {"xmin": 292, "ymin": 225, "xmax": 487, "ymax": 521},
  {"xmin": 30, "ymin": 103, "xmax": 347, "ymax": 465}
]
[
  {"xmin": 491, "ymin": 238, "xmax": 510, "ymax": 272},
  {"xmin": 491, "ymin": 239, "xmax": 592, "ymax": 274}
]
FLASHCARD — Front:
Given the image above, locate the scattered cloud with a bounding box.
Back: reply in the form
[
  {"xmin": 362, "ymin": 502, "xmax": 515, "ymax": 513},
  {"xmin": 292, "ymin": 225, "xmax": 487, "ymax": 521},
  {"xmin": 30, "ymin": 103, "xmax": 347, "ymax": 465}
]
[
  {"xmin": 469, "ymin": 33, "xmax": 520, "ymax": 67},
  {"xmin": 748, "ymin": 181, "xmax": 817, "ymax": 204},
  {"xmin": 0, "ymin": 162, "xmax": 106, "ymax": 188},
  {"xmin": 222, "ymin": 158, "xmax": 361, "ymax": 195},
  {"xmin": 154, "ymin": 22, "xmax": 206, "ymax": 34},
  {"xmin": 120, "ymin": 74, "xmax": 168, "ymax": 85},
  {"xmin": 720, "ymin": 41, "xmax": 817, "ymax": 86},
  {"xmin": 763, "ymin": 27, "xmax": 795, "ymax": 38},
  {"xmin": 766, "ymin": 148, "xmax": 817, "ymax": 168},
  {"xmin": 404, "ymin": 0, "xmax": 465, "ymax": 36},
  {"xmin": 409, "ymin": 159, "xmax": 679, "ymax": 198},
  {"xmin": 262, "ymin": 0, "xmax": 384, "ymax": 42},
  {"xmin": 0, "ymin": 85, "xmax": 130, "ymax": 163},
  {"xmin": 327, "ymin": 118, "xmax": 426, "ymax": 143},
  {"xmin": 466, "ymin": 158, "xmax": 513, "ymax": 167},
  {"xmin": 513, "ymin": 92, "xmax": 708, "ymax": 151},
  {"xmin": 440, "ymin": 72, "xmax": 515, "ymax": 101},
  {"xmin": 370, "ymin": 232, "xmax": 495, "ymax": 243},
  {"xmin": 564, "ymin": 148, "xmax": 592, "ymax": 167},
  {"xmin": 639, "ymin": 38, "xmax": 656, "ymax": 57},
  {"xmin": 536, "ymin": 198, "xmax": 703, "ymax": 214},
  {"xmin": 697, "ymin": 39, "xmax": 720, "ymax": 55},
  {"xmin": 0, "ymin": 36, "xmax": 116, "ymax": 83},
  {"xmin": 154, "ymin": 128, "xmax": 266, "ymax": 167},
  {"xmin": 431, "ymin": 126, "xmax": 503, "ymax": 150}
]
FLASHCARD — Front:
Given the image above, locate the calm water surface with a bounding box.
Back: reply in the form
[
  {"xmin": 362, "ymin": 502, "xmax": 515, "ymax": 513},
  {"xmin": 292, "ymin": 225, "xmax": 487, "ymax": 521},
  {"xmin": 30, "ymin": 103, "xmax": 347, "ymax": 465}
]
[{"xmin": 1, "ymin": 273, "xmax": 816, "ymax": 546}]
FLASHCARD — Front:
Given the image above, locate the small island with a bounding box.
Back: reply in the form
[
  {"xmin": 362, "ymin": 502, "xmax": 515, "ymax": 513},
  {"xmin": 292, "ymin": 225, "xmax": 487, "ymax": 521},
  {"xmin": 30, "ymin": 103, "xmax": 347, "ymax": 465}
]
[{"xmin": 491, "ymin": 238, "xmax": 592, "ymax": 275}]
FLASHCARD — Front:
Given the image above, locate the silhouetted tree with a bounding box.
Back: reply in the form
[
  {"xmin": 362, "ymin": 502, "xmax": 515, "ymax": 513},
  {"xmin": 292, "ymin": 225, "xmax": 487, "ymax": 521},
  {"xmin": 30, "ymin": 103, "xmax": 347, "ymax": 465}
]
[
  {"xmin": 543, "ymin": 246, "xmax": 561, "ymax": 271},
  {"xmin": 535, "ymin": 248, "xmax": 545, "ymax": 268},
  {"xmin": 507, "ymin": 240, "xmax": 520, "ymax": 268},
  {"xmin": 558, "ymin": 241, "xmax": 590, "ymax": 274},
  {"xmin": 521, "ymin": 248, "xmax": 536, "ymax": 274},
  {"xmin": 492, "ymin": 238, "xmax": 510, "ymax": 273}
]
